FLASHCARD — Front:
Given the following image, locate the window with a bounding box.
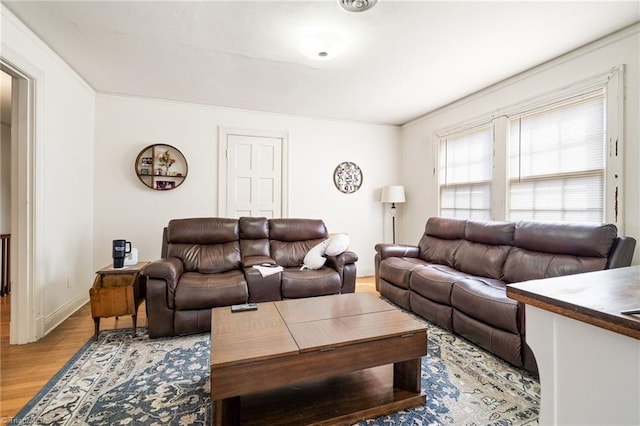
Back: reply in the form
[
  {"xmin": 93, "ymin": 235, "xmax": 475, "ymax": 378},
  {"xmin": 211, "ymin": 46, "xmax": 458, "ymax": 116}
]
[
  {"xmin": 436, "ymin": 67, "xmax": 622, "ymax": 227},
  {"xmin": 509, "ymin": 94, "xmax": 605, "ymax": 222},
  {"xmin": 439, "ymin": 128, "xmax": 492, "ymax": 219}
]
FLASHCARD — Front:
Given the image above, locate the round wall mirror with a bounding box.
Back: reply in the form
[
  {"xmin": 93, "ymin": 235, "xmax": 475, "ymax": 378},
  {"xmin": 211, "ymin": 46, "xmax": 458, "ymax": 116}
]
[{"xmin": 135, "ymin": 144, "xmax": 188, "ymax": 190}]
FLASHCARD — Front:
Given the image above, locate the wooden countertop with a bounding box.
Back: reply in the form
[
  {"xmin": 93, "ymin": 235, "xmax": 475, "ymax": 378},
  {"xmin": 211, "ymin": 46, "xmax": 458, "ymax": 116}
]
[{"xmin": 507, "ymin": 265, "xmax": 640, "ymax": 340}]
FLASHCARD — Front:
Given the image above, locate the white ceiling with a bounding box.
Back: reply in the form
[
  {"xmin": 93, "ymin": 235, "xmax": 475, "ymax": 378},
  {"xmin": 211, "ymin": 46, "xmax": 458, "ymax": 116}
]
[{"xmin": 3, "ymin": 1, "xmax": 639, "ymax": 125}]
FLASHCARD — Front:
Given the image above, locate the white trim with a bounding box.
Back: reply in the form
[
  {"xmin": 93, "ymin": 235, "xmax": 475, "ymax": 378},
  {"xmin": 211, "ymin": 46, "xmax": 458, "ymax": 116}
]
[
  {"xmin": 217, "ymin": 127, "xmax": 289, "ymax": 218},
  {"xmin": 605, "ymin": 65, "xmax": 625, "ymax": 232},
  {"xmin": 1, "ymin": 50, "xmax": 43, "ymax": 344},
  {"xmin": 44, "ymin": 293, "xmax": 89, "ymax": 336},
  {"xmin": 433, "ymin": 67, "xmax": 622, "ymax": 226}
]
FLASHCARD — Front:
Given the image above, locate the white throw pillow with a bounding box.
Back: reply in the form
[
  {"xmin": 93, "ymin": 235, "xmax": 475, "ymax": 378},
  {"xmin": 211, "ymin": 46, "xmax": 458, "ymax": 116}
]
[
  {"xmin": 325, "ymin": 234, "xmax": 349, "ymax": 256},
  {"xmin": 301, "ymin": 239, "xmax": 330, "ymax": 270}
]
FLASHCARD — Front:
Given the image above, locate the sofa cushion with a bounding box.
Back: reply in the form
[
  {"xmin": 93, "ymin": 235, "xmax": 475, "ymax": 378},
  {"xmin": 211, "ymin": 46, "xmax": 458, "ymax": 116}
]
[
  {"xmin": 450, "ymin": 278, "xmax": 519, "ymax": 334},
  {"xmin": 453, "ymin": 240, "xmax": 511, "ymax": 279},
  {"xmin": 174, "ymin": 271, "xmax": 247, "ymax": 310},
  {"xmin": 269, "ymin": 218, "xmax": 328, "ymax": 241},
  {"xmin": 409, "ymin": 265, "xmax": 468, "ymax": 304},
  {"xmin": 167, "ymin": 217, "xmax": 239, "ymax": 245},
  {"xmin": 502, "ymin": 248, "xmax": 607, "ymax": 283},
  {"xmin": 425, "ymin": 216, "xmax": 467, "ymax": 239},
  {"xmin": 418, "ymin": 236, "xmax": 463, "ymax": 267},
  {"xmin": 272, "ymin": 239, "xmax": 324, "ymax": 267},
  {"xmin": 465, "ymin": 219, "xmax": 515, "ymax": 246},
  {"xmin": 379, "ymin": 257, "xmax": 427, "ymax": 289},
  {"xmin": 281, "ymin": 267, "xmax": 341, "ymax": 298},
  {"xmin": 417, "ymin": 217, "xmax": 467, "ymax": 266},
  {"xmin": 239, "ymin": 217, "xmax": 271, "ymax": 264},
  {"xmin": 168, "ymin": 242, "xmax": 241, "ymax": 274},
  {"xmin": 514, "ymin": 221, "xmax": 616, "ymax": 257}
]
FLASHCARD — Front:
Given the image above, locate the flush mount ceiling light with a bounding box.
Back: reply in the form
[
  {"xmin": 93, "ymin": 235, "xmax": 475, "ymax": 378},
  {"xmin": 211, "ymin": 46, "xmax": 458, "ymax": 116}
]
[
  {"xmin": 298, "ymin": 30, "xmax": 349, "ymax": 61},
  {"xmin": 338, "ymin": 0, "xmax": 378, "ymax": 13}
]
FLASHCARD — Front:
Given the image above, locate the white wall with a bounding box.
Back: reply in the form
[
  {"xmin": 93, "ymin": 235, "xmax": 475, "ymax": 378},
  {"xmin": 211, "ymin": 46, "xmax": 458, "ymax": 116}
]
[
  {"xmin": 1, "ymin": 6, "xmax": 96, "ymax": 335},
  {"xmin": 94, "ymin": 94, "xmax": 401, "ymax": 276},
  {"xmin": 400, "ymin": 26, "xmax": 640, "ymax": 262}
]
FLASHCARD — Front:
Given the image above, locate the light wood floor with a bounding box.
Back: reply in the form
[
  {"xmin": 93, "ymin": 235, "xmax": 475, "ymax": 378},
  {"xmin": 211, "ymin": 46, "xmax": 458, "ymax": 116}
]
[{"xmin": 0, "ymin": 276, "xmax": 377, "ymax": 420}]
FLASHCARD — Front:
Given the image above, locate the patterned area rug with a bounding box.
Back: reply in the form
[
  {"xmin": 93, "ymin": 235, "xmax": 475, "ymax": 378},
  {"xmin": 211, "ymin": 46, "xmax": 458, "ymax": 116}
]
[{"xmin": 13, "ymin": 324, "xmax": 539, "ymax": 425}]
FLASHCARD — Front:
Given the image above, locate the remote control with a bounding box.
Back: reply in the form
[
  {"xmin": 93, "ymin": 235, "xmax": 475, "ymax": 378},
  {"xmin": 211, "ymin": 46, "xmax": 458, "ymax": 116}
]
[{"xmin": 231, "ymin": 303, "xmax": 258, "ymax": 313}]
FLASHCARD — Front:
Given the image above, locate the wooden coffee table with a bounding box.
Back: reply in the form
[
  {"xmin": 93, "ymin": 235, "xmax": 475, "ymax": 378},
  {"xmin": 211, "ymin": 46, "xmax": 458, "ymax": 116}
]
[{"xmin": 210, "ymin": 292, "xmax": 427, "ymax": 425}]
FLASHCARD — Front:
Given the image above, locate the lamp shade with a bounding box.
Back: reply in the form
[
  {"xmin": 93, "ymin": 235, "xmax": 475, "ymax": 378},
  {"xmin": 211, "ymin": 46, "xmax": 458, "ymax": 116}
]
[{"xmin": 381, "ymin": 186, "xmax": 406, "ymax": 203}]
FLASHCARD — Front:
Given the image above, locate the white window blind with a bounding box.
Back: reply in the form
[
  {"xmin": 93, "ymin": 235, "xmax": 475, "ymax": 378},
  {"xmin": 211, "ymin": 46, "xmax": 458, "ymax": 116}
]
[
  {"xmin": 440, "ymin": 128, "xmax": 492, "ymax": 219},
  {"xmin": 509, "ymin": 94, "xmax": 605, "ymax": 222}
]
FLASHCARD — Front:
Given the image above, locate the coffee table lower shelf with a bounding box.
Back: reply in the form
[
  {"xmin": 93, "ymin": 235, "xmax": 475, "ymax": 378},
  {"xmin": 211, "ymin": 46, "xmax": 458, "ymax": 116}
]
[{"xmin": 216, "ymin": 363, "xmax": 425, "ymax": 426}]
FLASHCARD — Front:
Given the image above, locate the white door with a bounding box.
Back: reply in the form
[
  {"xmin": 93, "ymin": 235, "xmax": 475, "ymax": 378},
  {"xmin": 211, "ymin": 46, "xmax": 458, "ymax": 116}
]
[{"xmin": 220, "ymin": 129, "xmax": 287, "ymax": 218}]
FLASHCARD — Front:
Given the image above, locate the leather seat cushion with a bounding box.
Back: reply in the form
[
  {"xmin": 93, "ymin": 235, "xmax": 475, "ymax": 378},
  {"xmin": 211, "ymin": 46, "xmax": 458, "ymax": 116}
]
[
  {"xmin": 379, "ymin": 257, "xmax": 427, "ymax": 289},
  {"xmin": 174, "ymin": 271, "xmax": 247, "ymax": 310},
  {"xmin": 450, "ymin": 278, "xmax": 518, "ymax": 334},
  {"xmin": 281, "ymin": 267, "xmax": 341, "ymax": 298},
  {"xmin": 409, "ymin": 265, "xmax": 469, "ymax": 304}
]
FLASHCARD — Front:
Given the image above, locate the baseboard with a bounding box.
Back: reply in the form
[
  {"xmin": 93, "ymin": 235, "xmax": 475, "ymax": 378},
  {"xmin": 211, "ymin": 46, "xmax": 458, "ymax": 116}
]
[
  {"xmin": 357, "ymin": 268, "xmax": 374, "ymax": 277},
  {"xmin": 44, "ymin": 292, "xmax": 89, "ymax": 336}
]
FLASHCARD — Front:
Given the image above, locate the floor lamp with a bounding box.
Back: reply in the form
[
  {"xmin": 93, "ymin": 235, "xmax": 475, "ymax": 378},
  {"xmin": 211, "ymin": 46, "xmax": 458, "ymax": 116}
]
[{"xmin": 381, "ymin": 186, "xmax": 406, "ymax": 244}]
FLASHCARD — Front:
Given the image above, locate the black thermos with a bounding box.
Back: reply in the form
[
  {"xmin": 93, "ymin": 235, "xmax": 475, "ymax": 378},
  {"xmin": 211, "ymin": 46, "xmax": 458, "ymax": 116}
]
[{"xmin": 112, "ymin": 239, "xmax": 131, "ymax": 268}]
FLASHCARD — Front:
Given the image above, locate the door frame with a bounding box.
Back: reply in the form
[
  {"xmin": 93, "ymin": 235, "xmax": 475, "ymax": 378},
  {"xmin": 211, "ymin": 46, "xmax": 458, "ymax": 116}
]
[
  {"xmin": 1, "ymin": 53, "xmax": 43, "ymax": 344},
  {"xmin": 218, "ymin": 127, "xmax": 289, "ymax": 218}
]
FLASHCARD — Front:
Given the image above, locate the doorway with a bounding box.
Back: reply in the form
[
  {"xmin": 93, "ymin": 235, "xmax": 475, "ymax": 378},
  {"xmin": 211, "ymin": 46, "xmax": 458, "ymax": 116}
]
[
  {"xmin": 218, "ymin": 128, "xmax": 289, "ymax": 218},
  {"xmin": 1, "ymin": 70, "xmax": 12, "ymax": 297},
  {"xmin": 1, "ymin": 59, "xmax": 38, "ymax": 345}
]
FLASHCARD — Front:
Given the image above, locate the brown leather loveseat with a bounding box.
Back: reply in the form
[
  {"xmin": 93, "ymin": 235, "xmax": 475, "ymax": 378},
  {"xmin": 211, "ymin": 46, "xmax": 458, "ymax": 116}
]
[
  {"xmin": 375, "ymin": 217, "xmax": 635, "ymax": 374},
  {"xmin": 144, "ymin": 217, "xmax": 358, "ymax": 338}
]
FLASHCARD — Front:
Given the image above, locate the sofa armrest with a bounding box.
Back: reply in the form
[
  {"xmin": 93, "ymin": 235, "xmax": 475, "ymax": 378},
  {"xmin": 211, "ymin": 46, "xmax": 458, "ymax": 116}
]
[
  {"xmin": 326, "ymin": 250, "xmax": 358, "ymax": 294},
  {"xmin": 326, "ymin": 250, "xmax": 358, "ymax": 267},
  {"xmin": 142, "ymin": 257, "xmax": 184, "ymax": 295},
  {"xmin": 374, "ymin": 243, "xmax": 419, "ymax": 291},
  {"xmin": 374, "ymin": 243, "xmax": 420, "ymax": 259},
  {"xmin": 606, "ymin": 236, "xmax": 637, "ymax": 269}
]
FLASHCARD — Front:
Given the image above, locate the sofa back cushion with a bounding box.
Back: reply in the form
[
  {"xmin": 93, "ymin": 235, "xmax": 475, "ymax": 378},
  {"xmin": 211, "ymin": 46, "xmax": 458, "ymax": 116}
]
[
  {"xmin": 418, "ymin": 217, "xmax": 466, "ymax": 267},
  {"xmin": 239, "ymin": 217, "xmax": 271, "ymax": 265},
  {"xmin": 166, "ymin": 218, "xmax": 241, "ymax": 273},
  {"xmin": 502, "ymin": 221, "xmax": 617, "ymax": 283},
  {"xmin": 269, "ymin": 219, "xmax": 328, "ymax": 267},
  {"xmin": 453, "ymin": 220, "xmax": 515, "ymax": 279}
]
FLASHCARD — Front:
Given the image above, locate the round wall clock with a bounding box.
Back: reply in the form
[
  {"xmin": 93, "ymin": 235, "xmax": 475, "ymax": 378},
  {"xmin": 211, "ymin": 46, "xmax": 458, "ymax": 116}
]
[{"xmin": 333, "ymin": 161, "xmax": 363, "ymax": 194}]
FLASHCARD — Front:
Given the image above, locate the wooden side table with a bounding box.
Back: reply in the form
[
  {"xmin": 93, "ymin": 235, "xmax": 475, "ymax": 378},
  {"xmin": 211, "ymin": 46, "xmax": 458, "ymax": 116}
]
[{"xmin": 89, "ymin": 261, "xmax": 149, "ymax": 340}]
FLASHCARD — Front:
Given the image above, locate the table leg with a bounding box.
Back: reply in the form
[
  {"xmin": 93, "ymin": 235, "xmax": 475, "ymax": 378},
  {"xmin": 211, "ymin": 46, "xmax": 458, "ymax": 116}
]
[
  {"xmin": 393, "ymin": 357, "xmax": 422, "ymax": 393},
  {"xmin": 132, "ymin": 314, "xmax": 137, "ymax": 337},
  {"xmin": 213, "ymin": 396, "xmax": 240, "ymax": 426},
  {"xmin": 93, "ymin": 317, "xmax": 100, "ymax": 341}
]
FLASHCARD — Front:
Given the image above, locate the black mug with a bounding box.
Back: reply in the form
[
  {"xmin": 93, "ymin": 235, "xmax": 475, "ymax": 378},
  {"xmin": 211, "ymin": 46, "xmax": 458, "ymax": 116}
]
[{"xmin": 112, "ymin": 239, "xmax": 131, "ymax": 268}]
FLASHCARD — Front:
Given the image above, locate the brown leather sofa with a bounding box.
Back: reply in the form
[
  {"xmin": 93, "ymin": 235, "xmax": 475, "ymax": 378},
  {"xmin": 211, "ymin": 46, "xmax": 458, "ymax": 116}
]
[
  {"xmin": 375, "ymin": 217, "xmax": 636, "ymax": 375},
  {"xmin": 143, "ymin": 217, "xmax": 358, "ymax": 338}
]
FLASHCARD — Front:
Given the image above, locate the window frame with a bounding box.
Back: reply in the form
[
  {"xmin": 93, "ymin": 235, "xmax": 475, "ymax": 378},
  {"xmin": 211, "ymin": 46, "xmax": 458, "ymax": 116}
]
[{"xmin": 435, "ymin": 65, "xmax": 625, "ymax": 232}]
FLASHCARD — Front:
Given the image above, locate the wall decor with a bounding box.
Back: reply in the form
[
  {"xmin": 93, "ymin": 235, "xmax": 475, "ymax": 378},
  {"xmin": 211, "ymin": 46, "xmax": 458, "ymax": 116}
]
[
  {"xmin": 135, "ymin": 144, "xmax": 188, "ymax": 190},
  {"xmin": 333, "ymin": 161, "xmax": 363, "ymax": 194}
]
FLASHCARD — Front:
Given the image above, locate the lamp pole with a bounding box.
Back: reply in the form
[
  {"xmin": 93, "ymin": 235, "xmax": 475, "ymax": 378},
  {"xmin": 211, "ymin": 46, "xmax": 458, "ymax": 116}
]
[
  {"xmin": 381, "ymin": 185, "xmax": 405, "ymax": 245},
  {"xmin": 391, "ymin": 202, "xmax": 397, "ymax": 244}
]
